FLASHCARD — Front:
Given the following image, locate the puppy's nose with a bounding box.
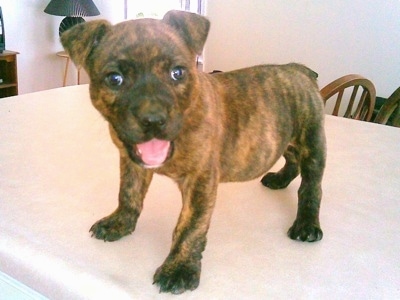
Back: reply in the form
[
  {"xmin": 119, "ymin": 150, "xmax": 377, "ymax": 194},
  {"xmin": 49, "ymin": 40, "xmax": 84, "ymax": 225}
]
[{"xmin": 140, "ymin": 113, "xmax": 167, "ymax": 130}]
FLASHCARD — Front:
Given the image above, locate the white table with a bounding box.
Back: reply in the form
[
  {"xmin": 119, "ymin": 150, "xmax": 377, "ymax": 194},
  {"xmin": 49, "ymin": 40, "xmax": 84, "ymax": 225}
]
[{"xmin": 1, "ymin": 85, "xmax": 399, "ymax": 299}]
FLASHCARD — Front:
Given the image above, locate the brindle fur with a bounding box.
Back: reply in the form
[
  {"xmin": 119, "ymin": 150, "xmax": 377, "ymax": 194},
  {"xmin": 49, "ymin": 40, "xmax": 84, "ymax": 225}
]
[{"xmin": 61, "ymin": 10, "xmax": 326, "ymax": 294}]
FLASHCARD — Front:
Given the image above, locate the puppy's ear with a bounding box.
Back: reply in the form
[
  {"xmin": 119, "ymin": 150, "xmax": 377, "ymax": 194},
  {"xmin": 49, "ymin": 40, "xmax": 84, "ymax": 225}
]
[
  {"xmin": 163, "ymin": 10, "xmax": 210, "ymax": 55},
  {"xmin": 60, "ymin": 20, "xmax": 111, "ymax": 68}
]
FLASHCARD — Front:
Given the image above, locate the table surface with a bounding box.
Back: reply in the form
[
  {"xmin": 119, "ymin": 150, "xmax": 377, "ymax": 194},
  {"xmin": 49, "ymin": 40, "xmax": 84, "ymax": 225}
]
[{"xmin": 0, "ymin": 85, "xmax": 399, "ymax": 299}]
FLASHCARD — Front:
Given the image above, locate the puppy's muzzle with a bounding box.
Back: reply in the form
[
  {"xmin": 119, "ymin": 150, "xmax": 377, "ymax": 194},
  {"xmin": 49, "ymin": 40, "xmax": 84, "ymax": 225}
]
[
  {"xmin": 129, "ymin": 106, "xmax": 174, "ymax": 169},
  {"xmin": 140, "ymin": 111, "xmax": 167, "ymax": 133}
]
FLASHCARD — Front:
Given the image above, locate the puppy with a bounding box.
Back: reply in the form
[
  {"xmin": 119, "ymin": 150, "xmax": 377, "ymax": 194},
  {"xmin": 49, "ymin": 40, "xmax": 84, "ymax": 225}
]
[{"xmin": 61, "ymin": 10, "xmax": 326, "ymax": 294}]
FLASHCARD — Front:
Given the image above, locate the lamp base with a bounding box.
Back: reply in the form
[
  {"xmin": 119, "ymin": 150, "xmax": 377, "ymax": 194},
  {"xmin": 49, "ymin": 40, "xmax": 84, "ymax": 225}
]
[{"xmin": 59, "ymin": 16, "xmax": 85, "ymax": 36}]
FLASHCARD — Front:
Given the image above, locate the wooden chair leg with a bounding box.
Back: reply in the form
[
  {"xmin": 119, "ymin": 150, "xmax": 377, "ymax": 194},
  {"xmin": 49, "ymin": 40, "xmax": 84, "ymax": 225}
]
[
  {"xmin": 77, "ymin": 68, "xmax": 81, "ymax": 85},
  {"xmin": 63, "ymin": 57, "xmax": 70, "ymax": 87}
]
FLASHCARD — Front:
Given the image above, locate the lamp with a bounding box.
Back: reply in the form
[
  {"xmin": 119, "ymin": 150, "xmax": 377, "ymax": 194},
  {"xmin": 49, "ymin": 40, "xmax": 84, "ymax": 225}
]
[{"xmin": 44, "ymin": 0, "xmax": 100, "ymax": 36}]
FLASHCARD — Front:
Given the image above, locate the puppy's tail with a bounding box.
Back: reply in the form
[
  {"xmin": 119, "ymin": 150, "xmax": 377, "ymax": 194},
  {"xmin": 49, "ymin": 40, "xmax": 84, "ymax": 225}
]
[
  {"xmin": 288, "ymin": 63, "xmax": 318, "ymax": 79},
  {"xmin": 307, "ymin": 68, "xmax": 319, "ymax": 79}
]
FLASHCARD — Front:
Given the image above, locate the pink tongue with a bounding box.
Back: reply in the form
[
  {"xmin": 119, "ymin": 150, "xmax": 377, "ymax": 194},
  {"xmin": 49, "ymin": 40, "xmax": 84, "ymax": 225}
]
[{"xmin": 136, "ymin": 139, "xmax": 170, "ymax": 167}]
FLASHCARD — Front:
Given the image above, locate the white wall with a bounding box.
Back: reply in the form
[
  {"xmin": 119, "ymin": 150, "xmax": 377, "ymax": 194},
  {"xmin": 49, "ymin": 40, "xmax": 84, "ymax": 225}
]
[
  {"xmin": 0, "ymin": 0, "xmax": 125, "ymax": 94},
  {"xmin": 204, "ymin": 0, "xmax": 400, "ymax": 97}
]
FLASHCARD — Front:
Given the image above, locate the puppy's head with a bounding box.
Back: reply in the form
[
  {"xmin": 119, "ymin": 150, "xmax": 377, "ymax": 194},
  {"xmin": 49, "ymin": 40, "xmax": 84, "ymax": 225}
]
[{"xmin": 61, "ymin": 11, "xmax": 210, "ymax": 168}]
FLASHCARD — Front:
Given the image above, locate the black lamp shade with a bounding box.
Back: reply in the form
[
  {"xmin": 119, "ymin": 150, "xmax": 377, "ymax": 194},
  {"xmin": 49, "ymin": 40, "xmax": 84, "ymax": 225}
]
[
  {"xmin": 44, "ymin": 0, "xmax": 100, "ymax": 36},
  {"xmin": 44, "ymin": 0, "xmax": 100, "ymax": 17}
]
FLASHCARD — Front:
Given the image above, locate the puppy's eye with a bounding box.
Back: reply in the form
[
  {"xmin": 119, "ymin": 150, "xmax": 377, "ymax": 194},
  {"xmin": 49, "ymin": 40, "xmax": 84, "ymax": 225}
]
[
  {"xmin": 105, "ymin": 72, "xmax": 124, "ymax": 87},
  {"xmin": 170, "ymin": 67, "xmax": 186, "ymax": 81}
]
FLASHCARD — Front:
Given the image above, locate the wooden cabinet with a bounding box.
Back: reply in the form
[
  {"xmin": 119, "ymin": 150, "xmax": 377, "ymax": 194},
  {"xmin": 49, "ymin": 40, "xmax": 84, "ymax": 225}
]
[{"xmin": 0, "ymin": 50, "xmax": 19, "ymax": 98}]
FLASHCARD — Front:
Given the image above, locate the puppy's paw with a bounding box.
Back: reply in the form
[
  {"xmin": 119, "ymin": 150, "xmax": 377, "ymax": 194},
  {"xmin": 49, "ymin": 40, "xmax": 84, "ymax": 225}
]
[
  {"xmin": 153, "ymin": 260, "xmax": 201, "ymax": 294},
  {"xmin": 90, "ymin": 210, "xmax": 137, "ymax": 242},
  {"xmin": 287, "ymin": 220, "xmax": 323, "ymax": 242},
  {"xmin": 261, "ymin": 172, "xmax": 291, "ymax": 189}
]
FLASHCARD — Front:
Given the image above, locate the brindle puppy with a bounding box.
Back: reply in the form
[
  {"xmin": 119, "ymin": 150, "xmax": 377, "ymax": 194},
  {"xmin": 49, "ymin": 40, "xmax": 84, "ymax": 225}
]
[{"xmin": 61, "ymin": 10, "xmax": 326, "ymax": 294}]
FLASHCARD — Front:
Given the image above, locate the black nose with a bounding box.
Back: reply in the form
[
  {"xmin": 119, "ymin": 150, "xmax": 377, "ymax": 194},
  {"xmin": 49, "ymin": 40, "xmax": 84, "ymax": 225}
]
[{"xmin": 140, "ymin": 112, "xmax": 167, "ymax": 130}]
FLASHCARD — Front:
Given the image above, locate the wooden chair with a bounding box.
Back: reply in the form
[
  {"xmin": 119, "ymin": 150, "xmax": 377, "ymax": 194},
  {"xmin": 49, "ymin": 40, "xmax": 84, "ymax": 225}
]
[
  {"xmin": 374, "ymin": 87, "xmax": 400, "ymax": 127},
  {"xmin": 320, "ymin": 74, "xmax": 376, "ymax": 121}
]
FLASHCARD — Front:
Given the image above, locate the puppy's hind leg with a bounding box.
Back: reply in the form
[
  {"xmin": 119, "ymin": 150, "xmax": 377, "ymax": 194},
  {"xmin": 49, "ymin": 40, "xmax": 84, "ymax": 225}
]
[
  {"xmin": 287, "ymin": 125, "xmax": 326, "ymax": 242},
  {"xmin": 261, "ymin": 144, "xmax": 300, "ymax": 189}
]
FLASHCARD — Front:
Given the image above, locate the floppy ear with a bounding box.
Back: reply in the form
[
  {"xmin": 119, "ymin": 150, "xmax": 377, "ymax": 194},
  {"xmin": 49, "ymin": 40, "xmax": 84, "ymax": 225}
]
[
  {"xmin": 162, "ymin": 10, "xmax": 210, "ymax": 55},
  {"xmin": 60, "ymin": 20, "xmax": 111, "ymax": 68}
]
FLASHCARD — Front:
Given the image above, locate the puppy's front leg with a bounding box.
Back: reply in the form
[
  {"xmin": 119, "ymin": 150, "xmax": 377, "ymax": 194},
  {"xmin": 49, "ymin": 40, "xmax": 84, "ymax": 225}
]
[
  {"xmin": 90, "ymin": 155, "xmax": 153, "ymax": 241},
  {"xmin": 153, "ymin": 169, "xmax": 218, "ymax": 294}
]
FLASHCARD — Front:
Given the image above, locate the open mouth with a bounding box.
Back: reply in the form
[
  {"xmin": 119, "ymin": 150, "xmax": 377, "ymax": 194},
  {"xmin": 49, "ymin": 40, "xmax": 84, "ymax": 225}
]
[{"xmin": 133, "ymin": 138, "xmax": 173, "ymax": 168}]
